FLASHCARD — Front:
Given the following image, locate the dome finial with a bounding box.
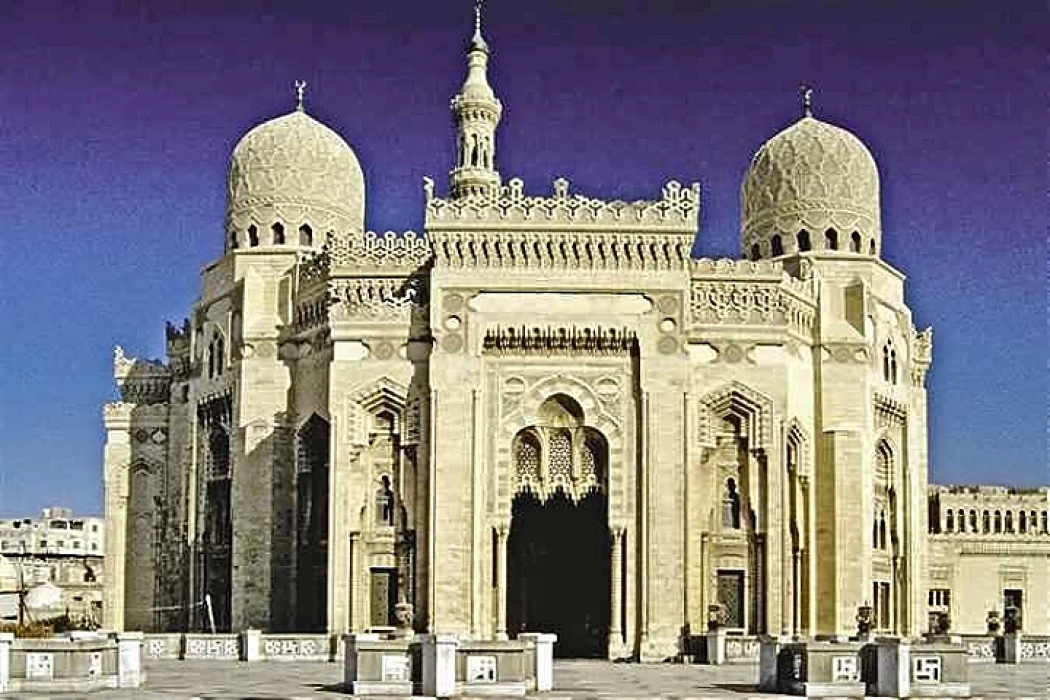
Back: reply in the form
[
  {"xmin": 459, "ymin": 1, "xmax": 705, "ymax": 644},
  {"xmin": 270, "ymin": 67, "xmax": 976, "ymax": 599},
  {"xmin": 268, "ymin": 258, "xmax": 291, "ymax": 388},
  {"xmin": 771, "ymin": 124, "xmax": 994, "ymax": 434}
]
[
  {"xmin": 294, "ymin": 80, "xmax": 308, "ymax": 113},
  {"xmin": 469, "ymin": 0, "xmax": 488, "ymax": 52},
  {"xmin": 799, "ymin": 83, "xmax": 814, "ymax": 118}
]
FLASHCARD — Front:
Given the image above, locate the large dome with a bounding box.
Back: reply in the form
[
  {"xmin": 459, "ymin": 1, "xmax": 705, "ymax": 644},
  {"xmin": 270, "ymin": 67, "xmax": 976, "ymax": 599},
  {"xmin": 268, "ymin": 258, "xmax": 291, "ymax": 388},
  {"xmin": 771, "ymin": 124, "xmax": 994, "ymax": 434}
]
[
  {"xmin": 741, "ymin": 116, "xmax": 880, "ymax": 259},
  {"xmin": 225, "ymin": 110, "xmax": 364, "ymax": 251}
]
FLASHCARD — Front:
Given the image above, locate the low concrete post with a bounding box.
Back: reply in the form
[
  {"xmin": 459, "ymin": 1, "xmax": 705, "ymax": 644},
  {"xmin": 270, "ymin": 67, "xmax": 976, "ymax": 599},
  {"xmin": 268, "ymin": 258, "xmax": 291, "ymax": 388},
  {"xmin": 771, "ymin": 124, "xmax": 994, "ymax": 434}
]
[
  {"xmin": 115, "ymin": 631, "xmax": 145, "ymax": 689},
  {"xmin": 1002, "ymin": 631, "xmax": 1021, "ymax": 664},
  {"xmin": 758, "ymin": 635, "xmax": 788, "ymax": 691},
  {"xmin": 519, "ymin": 633, "xmax": 556, "ymax": 691},
  {"xmin": 874, "ymin": 637, "xmax": 910, "ymax": 698},
  {"xmin": 240, "ymin": 629, "xmax": 262, "ymax": 662},
  {"xmin": 421, "ymin": 634, "xmax": 458, "ymax": 698},
  {"xmin": 0, "ymin": 632, "xmax": 13, "ymax": 692},
  {"xmin": 706, "ymin": 627, "xmax": 727, "ymax": 665}
]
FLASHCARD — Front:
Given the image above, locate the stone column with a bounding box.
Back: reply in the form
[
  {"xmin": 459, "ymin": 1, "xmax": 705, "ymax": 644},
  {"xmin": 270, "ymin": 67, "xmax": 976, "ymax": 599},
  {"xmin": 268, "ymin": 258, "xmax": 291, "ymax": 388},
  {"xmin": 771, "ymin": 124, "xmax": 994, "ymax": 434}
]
[
  {"xmin": 495, "ymin": 524, "xmax": 509, "ymax": 640},
  {"xmin": 421, "ymin": 634, "xmax": 459, "ymax": 697},
  {"xmin": 609, "ymin": 526, "xmax": 625, "ymax": 644}
]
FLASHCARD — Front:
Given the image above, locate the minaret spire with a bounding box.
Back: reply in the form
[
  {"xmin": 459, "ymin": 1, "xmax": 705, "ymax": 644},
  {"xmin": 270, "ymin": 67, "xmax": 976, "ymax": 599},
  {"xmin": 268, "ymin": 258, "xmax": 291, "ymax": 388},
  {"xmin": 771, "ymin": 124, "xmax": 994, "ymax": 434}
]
[
  {"xmin": 799, "ymin": 83, "xmax": 814, "ymax": 118},
  {"xmin": 449, "ymin": 0, "xmax": 503, "ymax": 199},
  {"xmin": 295, "ymin": 80, "xmax": 308, "ymax": 112}
]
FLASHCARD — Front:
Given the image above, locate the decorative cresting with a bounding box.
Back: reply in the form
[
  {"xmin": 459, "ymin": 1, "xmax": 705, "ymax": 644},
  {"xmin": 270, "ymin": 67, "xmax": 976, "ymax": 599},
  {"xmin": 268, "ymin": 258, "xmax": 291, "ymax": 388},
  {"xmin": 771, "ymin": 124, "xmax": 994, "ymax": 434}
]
[
  {"xmin": 697, "ymin": 381, "xmax": 776, "ymax": 452},
  {"xmin": 113, "ymin": 346, "xmax": 172, "ymax": 404},
  {"xmin": 426, "ymin": 176, "xmax": 699, "ymax": 236},
  {"xmin": 510, "ymin": 394, "xmax": 610, "ymax": 501},
  {"xmin": 225, "ymin": 109, "xmax": 365, "ymax": 251},
  {"xmin": 910, "ymin": 326, "xmax": 933, "ymax": 386},
  {"xmin": 741, "ymin": 115, "xmax": 880, "ymax": 259}
]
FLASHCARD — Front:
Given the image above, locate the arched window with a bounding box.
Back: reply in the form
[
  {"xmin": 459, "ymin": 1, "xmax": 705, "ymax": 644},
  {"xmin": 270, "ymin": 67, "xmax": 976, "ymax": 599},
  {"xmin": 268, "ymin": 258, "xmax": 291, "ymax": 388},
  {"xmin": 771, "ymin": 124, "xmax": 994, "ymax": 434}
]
[
  {"xmin": 957, "ymin": 509, "xmax": 966, "ymax": 533},
  {"xmin": 1005, "ymin": 511, "xmax": 1013, "ymax": 533},
  {"xmin": 771, "ymin": 235, "xmax": 784, "ymax": 256},
  {"xmin": 750, "ymin": 243, "xmax": 761, "ymax": 261},
  {"xmin": 207, "ymin": 341, "xmax": 215, "ymax": 379},
  {"xmin": 723, "ymin": 478, "xmax": 741, "ymax": 529},
  {"xmin": 1042, "ymin": 511, "xmax": 1048, "ymax": 534},
  {"xmin": 229, "ymin": 232, "xmax": 239, "ymax": 250},
  {"xmin": 879, "ymin": 511, "xmax": 887, "ymax": 549},
  {"xmin": 850, "ymin": 231, "xmax": 862, "ymax": 252},
  {"xmin": 982, "ymin": 510, "xmax": 990, "ymax": 533},
  {"xmin": 946, "ymin": 510, "xmax": 954, "ymax": 532},
  {"xmin": 889, "ymin": 349, "xmax": 898, "ymax": 385},
  {"xmin": 969, "ymin": 510, "xmax": 977, "ymax": 532},
  {"xmin": 375, "ymin": 475, "xmax": 395, "ymax": 527},
  {"xmin": 882, "ymin": 343, "xmax": 898, "ymax": 384},
  {"xmin": 1019, "ymin": 511, "xmax": 1027, "ymax": 533},
  {"xmin": 247, "ymin": 225, "xmax": 259, "ymax": 247},
  {"xmin": 272, "ymin": 222, "xmax": 285, "ymax": 245},
  {"xmin": 869, "ymin": 239, "xmax": 876, "ymax": 255},
  {"xmin": 994, "ymin": 511, "xmax": 1002, "ymax": 533},
  {"xmin": 825, "ymin": 228, "xmax": 838, "ymax": 250},
  {"xmin": 797, "ymin": 230, "xmax": 811, "ymax": 252},
  {"xmin": 299, "ymin": 224, "xmax": 313, "ymax": 246}
]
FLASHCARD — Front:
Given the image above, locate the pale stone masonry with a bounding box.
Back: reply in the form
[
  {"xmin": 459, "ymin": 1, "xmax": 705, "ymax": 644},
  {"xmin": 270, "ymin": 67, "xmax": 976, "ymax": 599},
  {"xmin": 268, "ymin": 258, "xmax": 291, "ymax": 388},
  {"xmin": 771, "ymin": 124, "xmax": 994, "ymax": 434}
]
[{"xmin": 101, "ymin": 11, "xmax": 1046, "ymax": 657}]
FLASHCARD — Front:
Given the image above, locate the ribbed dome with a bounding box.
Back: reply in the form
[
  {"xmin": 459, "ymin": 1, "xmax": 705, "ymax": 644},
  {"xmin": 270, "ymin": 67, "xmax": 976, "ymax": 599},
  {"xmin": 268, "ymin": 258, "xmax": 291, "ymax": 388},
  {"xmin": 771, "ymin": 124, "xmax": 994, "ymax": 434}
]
[
  {"xmin": 741, "ymin": 116, "xmax": 880, "ymax": 259},
  {"xmin": 225, "ymin": 110, "xmax": 364, "ymax": 251}
]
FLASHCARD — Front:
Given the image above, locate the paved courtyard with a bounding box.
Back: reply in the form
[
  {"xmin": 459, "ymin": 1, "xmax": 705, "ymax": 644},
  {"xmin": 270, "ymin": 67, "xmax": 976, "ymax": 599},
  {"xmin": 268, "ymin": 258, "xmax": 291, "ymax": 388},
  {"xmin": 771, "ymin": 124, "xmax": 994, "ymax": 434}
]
[{"xmin": 4, "ymin": 659, "xmax": 1046, "ymax": 699}]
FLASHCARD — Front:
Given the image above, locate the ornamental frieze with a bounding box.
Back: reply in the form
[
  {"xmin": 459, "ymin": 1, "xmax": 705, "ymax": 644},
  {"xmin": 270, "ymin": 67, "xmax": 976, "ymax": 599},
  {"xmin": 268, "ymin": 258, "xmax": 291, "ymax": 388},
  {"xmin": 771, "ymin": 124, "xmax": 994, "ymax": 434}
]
[
  {"xmin": 481, "ymin": 325, "xmax": 638, "ymax": 356},
  {"xmin": 328, "ymin": 276, "xmax": 427, "ymax": 322}
]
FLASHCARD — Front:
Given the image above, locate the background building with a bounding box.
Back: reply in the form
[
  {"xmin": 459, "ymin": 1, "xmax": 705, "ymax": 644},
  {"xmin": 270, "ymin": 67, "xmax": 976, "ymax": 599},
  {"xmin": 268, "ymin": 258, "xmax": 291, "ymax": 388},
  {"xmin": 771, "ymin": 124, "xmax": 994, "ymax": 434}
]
[
  {"xmin": 927, "ymin": 486, "xmax": 1049, "ymax": 634},
  {"xmin": 0, "ymin": 507, "xmax": 105, "ymax": 624}
]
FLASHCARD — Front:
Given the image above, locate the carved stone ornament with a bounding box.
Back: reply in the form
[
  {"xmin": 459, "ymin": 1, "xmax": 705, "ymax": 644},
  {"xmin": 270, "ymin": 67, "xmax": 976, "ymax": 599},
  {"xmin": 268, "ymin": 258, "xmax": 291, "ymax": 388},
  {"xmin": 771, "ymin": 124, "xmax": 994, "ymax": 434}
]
[{"xmin": 441, "ymin": 333, "xmax": 464, "ymax": 354}]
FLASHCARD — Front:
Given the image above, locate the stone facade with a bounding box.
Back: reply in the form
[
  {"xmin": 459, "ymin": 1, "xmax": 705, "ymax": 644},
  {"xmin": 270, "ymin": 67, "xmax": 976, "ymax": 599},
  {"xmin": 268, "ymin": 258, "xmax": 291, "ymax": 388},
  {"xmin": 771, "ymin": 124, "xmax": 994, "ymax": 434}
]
[
  {"xmin": 100, "ymin": 13, "xmax": 1043, "ymax": 658},
  {"xmin": 927, "ymin": 486, "xmax": 1049, "ymax": 635}
]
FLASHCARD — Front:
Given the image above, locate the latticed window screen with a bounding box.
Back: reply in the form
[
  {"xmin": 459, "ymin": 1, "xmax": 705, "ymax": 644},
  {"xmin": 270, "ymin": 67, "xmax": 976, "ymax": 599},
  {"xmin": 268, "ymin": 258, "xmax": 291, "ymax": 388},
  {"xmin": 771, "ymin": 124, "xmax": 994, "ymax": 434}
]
[
  {"xmin": 717, "ymin": 571, "xmax": 745, "ymax": 628},
  {"xmin": 514, "ymin": 435, "xmax": 540, "ymax": 481},
  {"xmin": 547, "ymin": 430, "xmax": 573, "ymax": 482},
  {"xmin": 579, "ymin": 442, "xmax": 597, "ymax": 483}
]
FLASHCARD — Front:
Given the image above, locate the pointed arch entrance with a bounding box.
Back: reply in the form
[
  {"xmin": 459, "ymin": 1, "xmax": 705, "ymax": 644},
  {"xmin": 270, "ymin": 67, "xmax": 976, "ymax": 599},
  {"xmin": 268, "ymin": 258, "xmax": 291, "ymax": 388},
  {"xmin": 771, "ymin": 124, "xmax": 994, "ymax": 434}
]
[{"xmin": 506, "ymin": 393, "xmax": 611, "ymax": 658}]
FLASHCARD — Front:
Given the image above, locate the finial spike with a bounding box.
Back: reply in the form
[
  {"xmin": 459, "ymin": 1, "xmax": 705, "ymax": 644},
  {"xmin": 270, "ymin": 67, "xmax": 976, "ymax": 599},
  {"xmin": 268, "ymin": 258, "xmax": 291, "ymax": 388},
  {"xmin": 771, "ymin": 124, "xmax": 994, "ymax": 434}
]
[
  {"xmin": 474, "ymin": 0, "xmax": 483, "ymax": 38},
  {"xmin": 294, "ymin": 80, "xmax": 308, "ymax": 112},
  {"xmin": 799, "ymin": 83, "xmax": 814, "ymax": 118}
]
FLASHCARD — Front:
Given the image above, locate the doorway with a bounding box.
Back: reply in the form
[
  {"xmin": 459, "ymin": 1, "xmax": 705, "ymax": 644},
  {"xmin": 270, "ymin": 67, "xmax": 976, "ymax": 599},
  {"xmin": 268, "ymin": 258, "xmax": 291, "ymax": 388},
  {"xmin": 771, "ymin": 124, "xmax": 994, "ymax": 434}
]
[{"xmin": 507, "ymin": 490, "xmax": 610, "ymax": 658}]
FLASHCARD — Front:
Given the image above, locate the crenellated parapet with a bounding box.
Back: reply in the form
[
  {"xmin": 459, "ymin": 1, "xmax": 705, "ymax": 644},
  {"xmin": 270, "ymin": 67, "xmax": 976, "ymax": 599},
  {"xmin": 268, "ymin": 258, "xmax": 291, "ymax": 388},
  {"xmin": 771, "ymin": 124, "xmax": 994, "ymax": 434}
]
[
  {"xmin": 426, "ymin": 176, "xmax": 699, "ymax": 233},
  {"xmin": 327, "ymin": 230, "xmax": 432, "ymax": 273},
  {"xmin": 688, "ymin": 258, "xmax": 817, "ymax": 337},
  {"xmin": 113, "ymin": 346, "xmax": 172, "ymax": 404}
]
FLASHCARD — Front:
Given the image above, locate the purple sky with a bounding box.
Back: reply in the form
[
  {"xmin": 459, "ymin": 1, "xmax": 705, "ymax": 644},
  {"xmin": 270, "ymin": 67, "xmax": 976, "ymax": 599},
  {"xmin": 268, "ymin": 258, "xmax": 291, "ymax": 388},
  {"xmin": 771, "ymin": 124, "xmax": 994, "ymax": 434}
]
[{"xmin": 0, "ymin": 0, "xmax": 1045, "ymax": 517}]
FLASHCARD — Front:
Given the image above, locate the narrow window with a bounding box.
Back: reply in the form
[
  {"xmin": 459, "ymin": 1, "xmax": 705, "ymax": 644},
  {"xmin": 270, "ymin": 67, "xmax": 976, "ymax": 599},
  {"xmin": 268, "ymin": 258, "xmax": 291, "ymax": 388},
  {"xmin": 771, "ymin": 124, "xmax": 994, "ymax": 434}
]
[
  {"xmin": 1005, "ymin": 511, "xmax": 1013, "ymax": 533},
  {"xmin": 215, "ymin": 336, "xmax": 225, "ymax": 376},
  {"xmin": 771, "ymin": 235, "xmax": 784, "ymax": 256},
  {"xmin": 797, "ymin": 229, "xmax": 811, "ymax": 252},
  {"xmin": 825, "ymin": 228, "xmax": 838, "ymax": 250},
  {"xmin": 375, "ymin": 476, "xmax": 395, "ymax": 527},
  {"xmin": 722, "ymin": 478, "xmax": 741, "ymax": 529},
  {"xmin": 946, "ymin": 510, "xmax": 954, "ymax": 532},
  {"xmin": 957, "ymin": 509, "xmax": 966, "ymax": 533},
  {"xmin": 247, "ymin": 225, "xmax": 259, "ymax": 247},
  {"xmin": 272, "ymin": 222, "xmax": 285, "ymax": 245},
  {"xmin": 982, "ymin": 511, "xmax": 990, "ymax": 533},
  {"xmin": 1019, "ymin": 511, "xmax": 1027, "ymax": 533},
  {"xmin": 969, "ymin": 510, "xmax": 977, "ymax": 532},
  {"xmin": 229, "ymin": 232, "xmax": 239, "ymax": 250},
  {"xmin": 750, "ymin": 243, "xmax": 761, "ymax": 261},
  {"xmin": 850, "ymin": 231, "xmax": 862, "ymax": 252},
  {"xmin": 1042, "ymin": 511, "xmax": 1048, "ymax": 534},
  {"xmin": 869, "ymin": 239, "xmax": 876, "ymax": 255},
  {"xmin": 994, "ymin": 511, "xmax": 1002, "ymax": 533},
  {"xmin": 299, "ymin": 224, "xmax": 313, "ymax": 247},
  {"xmin": 889, "ymin": 349, "xmax": 898, "ymax": 385}
]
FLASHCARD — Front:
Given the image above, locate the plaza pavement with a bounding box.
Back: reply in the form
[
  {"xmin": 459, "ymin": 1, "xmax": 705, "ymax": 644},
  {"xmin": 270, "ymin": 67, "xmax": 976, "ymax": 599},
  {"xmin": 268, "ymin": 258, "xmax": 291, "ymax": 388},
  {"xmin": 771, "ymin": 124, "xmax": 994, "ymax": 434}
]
[{"xmin": 2, "ymin": 659, "xmax": 1046, "ymax": 699}]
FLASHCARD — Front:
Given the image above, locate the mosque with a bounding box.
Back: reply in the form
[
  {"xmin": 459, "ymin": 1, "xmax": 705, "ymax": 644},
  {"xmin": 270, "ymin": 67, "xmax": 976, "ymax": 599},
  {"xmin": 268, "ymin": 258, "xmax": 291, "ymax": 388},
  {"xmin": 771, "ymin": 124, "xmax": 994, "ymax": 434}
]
[{"xmin": 102, "ymin": 10, "xmax": 1048, "ymax": 659}]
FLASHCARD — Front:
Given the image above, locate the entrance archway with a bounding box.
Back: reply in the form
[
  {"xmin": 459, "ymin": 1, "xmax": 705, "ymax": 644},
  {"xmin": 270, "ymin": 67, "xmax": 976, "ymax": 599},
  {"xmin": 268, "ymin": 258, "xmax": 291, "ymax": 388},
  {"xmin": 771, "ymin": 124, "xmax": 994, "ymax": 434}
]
[
  {"xmin": 508, "ymin": 490, "xmax": 610, "ymax": 657},
  {"xmin": 505, "ymin": 394, "xmax": 611, "ymax": 658}
]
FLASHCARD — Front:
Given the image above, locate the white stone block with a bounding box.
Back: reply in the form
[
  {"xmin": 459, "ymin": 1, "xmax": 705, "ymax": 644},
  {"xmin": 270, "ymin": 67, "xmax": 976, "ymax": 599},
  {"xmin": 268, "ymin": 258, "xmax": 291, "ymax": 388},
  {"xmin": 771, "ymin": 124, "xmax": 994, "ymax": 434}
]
[
  {"xmin": 420, "ymin": 633, "xmax": 458, "ymax": 698},
  {"xmin": 706, "ymin": 628, "xmax": 727, "ymax": 665},
  {"xmin": 116, "ymin": 631, "xmax": 145, "ymax": 688},
  {"xmin": 518, "ymin": 632, "xmax": 556, "ymax": 691},
  {"xmin": 240, "ymin": 628, "xmax": 262, "ymax": 661}
]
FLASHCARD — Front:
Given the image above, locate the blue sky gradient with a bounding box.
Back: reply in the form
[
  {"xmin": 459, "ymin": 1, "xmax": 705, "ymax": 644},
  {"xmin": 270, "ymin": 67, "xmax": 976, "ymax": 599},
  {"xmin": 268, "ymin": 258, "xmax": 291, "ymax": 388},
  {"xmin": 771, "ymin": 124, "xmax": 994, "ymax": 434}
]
[{"xmin": 0, "ymin": 0, "xmax": 1045, "ymax": 517}]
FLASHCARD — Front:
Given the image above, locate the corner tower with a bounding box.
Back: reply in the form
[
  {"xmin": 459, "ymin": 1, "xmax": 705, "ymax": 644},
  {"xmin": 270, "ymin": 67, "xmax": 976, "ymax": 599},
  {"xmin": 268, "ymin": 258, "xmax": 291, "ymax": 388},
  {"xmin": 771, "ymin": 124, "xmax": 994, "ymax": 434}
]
[{"xmin": 448, "ymin": 2, "xmax": 503, "ymax": 199}]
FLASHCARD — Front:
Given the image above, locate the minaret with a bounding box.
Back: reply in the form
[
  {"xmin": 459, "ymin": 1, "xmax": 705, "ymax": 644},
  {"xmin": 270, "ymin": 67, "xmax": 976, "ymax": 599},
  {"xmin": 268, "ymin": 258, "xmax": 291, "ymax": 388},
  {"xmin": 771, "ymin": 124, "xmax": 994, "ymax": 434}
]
[{"xmin": 449, "ymin": 1, "xmax": 503, "ymax": 199}]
